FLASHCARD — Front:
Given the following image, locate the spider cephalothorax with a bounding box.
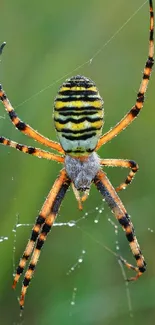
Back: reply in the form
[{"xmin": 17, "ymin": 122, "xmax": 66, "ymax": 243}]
[
  {"xmin": 0, "ymin": 0, "xmax": 154, "ymax": 310},
  {"xmin": 65, "ymin": 152, "xmax": 100, "ymax": 190}
]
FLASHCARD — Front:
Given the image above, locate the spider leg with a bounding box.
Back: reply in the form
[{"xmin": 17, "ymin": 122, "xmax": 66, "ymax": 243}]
[
  {"xmin": 0, "ymin": 42, "xmax": 6, "ymax": 55},
  {"xmin": 94, "ymin": 170, "xmax": 146, "ymax": 280},
  {"xmin": 72, "ymin": 183, "xmax": 83, "ymax": 210},
  {"xmin": 72, "ymin": 183, "xmax": 90, "ymax": 210},
  {"xmin": 96, "ymin": 0, "xmax": 154, "ymax": 150},
  {"xmin": 0, "ymin": 136, "xmax": 64, "ymax": 162},
  {"xmin": 0, "ymin": 85, "xmax": 64, "ymax": 154},
  {"xmin": 12, "ymin": 169, "xmax": 70, "ymax": 310},
  {"xmin": 100, "ymin": 159, "xmax": 138, "ymax": 192}
]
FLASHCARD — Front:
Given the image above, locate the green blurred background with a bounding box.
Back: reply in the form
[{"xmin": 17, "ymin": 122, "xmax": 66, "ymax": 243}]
[{"xmin": 0, "ymin": 0, "xmax": 155, "ymax": 324}]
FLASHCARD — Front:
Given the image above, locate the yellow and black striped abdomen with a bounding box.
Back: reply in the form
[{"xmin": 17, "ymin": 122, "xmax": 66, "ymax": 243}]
[{"xmin": 54, "ymin": 75, "xmax": 104, "ymax": 157}]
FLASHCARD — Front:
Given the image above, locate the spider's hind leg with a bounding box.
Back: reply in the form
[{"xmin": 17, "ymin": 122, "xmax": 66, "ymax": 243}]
[
  {"xmin": 13, "ymin": 169, "xmax": 71, "ymax": 310},
  {"xmin": 94, "ymin": 170, "xmax": 146, "ymax": 281}
]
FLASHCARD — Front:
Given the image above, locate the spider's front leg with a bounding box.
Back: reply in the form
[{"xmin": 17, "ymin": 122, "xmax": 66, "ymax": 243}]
[
  {"xmin": 94, "ymin": 170, "xmax": 146, "ymax": 281},
  {"xmin": 13, "ymin": 169, "xmax": 71, "ymax": 309},
  {"xmin": 0, "ymin": 85, "xmax": 64, "ymax": 154},
  {"xmin": 96, "ymin": 0, "xmax": 154, "ymax": 151},
  {"xmin": 100, "ymin": 158, "xmax": 139, "ymax": 192}
]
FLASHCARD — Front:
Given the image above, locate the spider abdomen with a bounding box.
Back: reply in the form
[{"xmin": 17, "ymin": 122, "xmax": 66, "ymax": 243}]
[{"xmin": 54, "ymin": 75, "xmax": 104, "ymax": 157}]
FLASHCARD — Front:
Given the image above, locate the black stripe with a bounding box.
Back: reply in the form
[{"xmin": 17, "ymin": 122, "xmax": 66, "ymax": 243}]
[
  {"xmin": 59, "ymin": 90, "xmax": 98, "ymax": 96},
  {"xmin": 9, "ymin": 110, "xmax": 17, "ymax": 120},
  {"xmin": 134, "ymin": 254, "xmax": 141, "ymax": 261},
  {"xmin": 126, "ymin": 232, "xmax": 134, "ymax": 242},
  {"xmin": 150, "ymin": 29, "xmax": 154, "ymax": 41},
  {"xmin": 0, "ymin": 42, "xmax": 6, "ymax": 55},
  {"xmin": 51, "ymin": 180, "xmax": 71, "ymax": 214},
  {"xmin": 65, "ymin": 148, "xmax": 94, "ymax": 154},
  {"xmin": 42, "ymin": 223, "xmax": 51, "ymax": 234},
  {"xmin": 137, "ymin": 93, "xmax": 144, "ymax": 103},
  {"xmin": 28, "ymin": 147, "xmax": 36, "ymax": 154},
  {"xmin": 29, "ymin": 263, "xmax": 35, "ymax": 271},
  {"xmin": 36, "ymin": 239, "xmax": 44, "ymax": 250},
  {"xmin": 58, "ymin": 110, "xmax": 101, "ymax": 116},
  {"xmin": 118, "ymin": 216, "xmax": 130, "ymax": 228},
  {"xmin": 63, "ymin": 81, "xmax": 95, "ymax": 88},
  {"xmin": 17, "ymin": 265, "xmax": 24, "ymax": 275},
  {"xmin": 16, "ymin": 144, "xmax": 24, "ymax": 151},
  {"xmin": 56, "ymin": 125, "xmax": 102, "ymax": 134},
  {"xmin": 15, "ymin": 121, "xmax": 27, "ymax": 131},
  {"xmin": 23, "ymin": 277, "xmax": 31, "ymax": 287},
  {"xmin": 31, "ymin": 230, "xmax": 39, "ymax": 242},
  {"xmin": 36, "ymin": 215, "xmax": 45, "ymax": 225},
  {"xmin": 0, "ymin": 136, "xmax": 4, "ymax": 143},
  {"xmin": 143, "ymin": 73, "xmax": 150, "ymax": 80},
  {"xmin": 130, "ymin": 107, "xmax": 140, "ymax": 117},
  {"xmin": 54, "ymin": 106, "xmax": 102, "ymax": 112},
  {"xmin": 146, "ymin": 57, "xmax": 154, "ymax": 68},
  {"xmin": 54, "ymin": 116, "xmax": 103, "ymax": 124},
  {"xmin": 61, "ymin": 132, "xmax": 96, "ymax": 141},
  {"xmin": 129, "ymin": 160, "xmax": 138, "ymax": 169},
  {"xmin": 150, "ymin": 8, "xmax": 153, "ymax": 17},
  {"xmin": 23, "ymin": 254, "xmax": 29, "ymax": 260},
  {"xmin": 55, "ymin": 96, "xmax": 101, "ymax": 102}
]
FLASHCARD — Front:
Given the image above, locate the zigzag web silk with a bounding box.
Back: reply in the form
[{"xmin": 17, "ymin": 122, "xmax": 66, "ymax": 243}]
[{"xmin": 0, "ymin": 1, "xmax": 151, "ymax": 322}]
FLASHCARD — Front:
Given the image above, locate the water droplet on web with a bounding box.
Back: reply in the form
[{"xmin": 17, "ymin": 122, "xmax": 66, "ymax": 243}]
[
  {"xmin": 67, "ymin": 250, "xmax": 86, "ymax": 275},
  {"xmin": 78, "ymin": 258, "xmax": 83, "ymax": 263},
  {"xmin": 71, "ymin": 301, "xmax": 75, "ymax": 306},
  {"xmin": 70, "ymin": 287, "xmax": 77, "ymax": 309},
  {"xmin": 0, "ymin": 236, "xmax": 8, "ymax": 242},
  {"xmin": 148, "ymin": 227, "xmax": 154, "ymax": 233}
]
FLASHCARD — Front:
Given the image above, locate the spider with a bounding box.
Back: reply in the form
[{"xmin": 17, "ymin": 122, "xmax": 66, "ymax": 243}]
[{"xmin": 0, "ymin": 0, "xmax": 154, "ymax": 310}]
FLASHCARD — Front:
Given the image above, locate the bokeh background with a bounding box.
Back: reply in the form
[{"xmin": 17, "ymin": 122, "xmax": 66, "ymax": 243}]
[{"xmin": 0, "ymin": 1, "xmax": 155, "ymax": 324}]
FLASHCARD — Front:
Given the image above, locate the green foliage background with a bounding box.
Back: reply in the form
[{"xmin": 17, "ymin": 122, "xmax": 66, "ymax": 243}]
[{"xmin": 0, "ymin": 1, "xmax": 155, "ymax": 324}]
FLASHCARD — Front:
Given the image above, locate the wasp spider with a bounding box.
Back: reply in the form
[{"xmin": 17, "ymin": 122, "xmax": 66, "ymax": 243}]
[{"xmin": 0, "ymin": 0, "xmax": 154, "ymax": 310}]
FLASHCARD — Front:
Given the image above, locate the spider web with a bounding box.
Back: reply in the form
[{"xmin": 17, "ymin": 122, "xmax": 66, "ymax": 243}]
[
  {"xmin": 0, "ymin": 1, "xmax": 154, "ymax": 324},
  {"xmin": 11, "ymin": 201, "xmax": 133, "ymax": 321}
]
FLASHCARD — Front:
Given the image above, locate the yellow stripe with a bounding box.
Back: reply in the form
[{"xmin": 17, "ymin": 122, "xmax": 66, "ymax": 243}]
[
  {"xmin": 60, "ymin": 86, "xmax": 97, "ymax": 92},
  {"xmin": 55, "ymin": 100, "xmax": 102, "ymax": 109}
]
